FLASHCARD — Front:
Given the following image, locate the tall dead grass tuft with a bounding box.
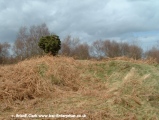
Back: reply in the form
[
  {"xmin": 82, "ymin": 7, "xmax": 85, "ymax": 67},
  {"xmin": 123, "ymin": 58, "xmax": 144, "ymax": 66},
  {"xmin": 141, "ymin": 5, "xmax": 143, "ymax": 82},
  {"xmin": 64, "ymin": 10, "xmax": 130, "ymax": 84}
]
[
  {"xmin": 0, "ymin": 60, "xmax": 51, "ymax": 103},
  {"xmin": 0, "ymin": 56, "xmax": 81, "ymax": 103},
  {"xmin": 43, "ymin": 56, "xmax": 81, "ymax": 91},
  {"xmin": 106, "ymin": 67, "xmax": 159, "ymax": 119}
]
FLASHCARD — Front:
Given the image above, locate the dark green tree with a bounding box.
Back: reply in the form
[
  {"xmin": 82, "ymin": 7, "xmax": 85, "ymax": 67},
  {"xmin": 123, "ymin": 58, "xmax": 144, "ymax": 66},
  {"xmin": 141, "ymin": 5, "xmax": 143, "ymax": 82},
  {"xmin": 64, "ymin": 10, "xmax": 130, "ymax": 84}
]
[{"xmin": 38, "ymin": 35, "xmax": 61, "ymax": 56}]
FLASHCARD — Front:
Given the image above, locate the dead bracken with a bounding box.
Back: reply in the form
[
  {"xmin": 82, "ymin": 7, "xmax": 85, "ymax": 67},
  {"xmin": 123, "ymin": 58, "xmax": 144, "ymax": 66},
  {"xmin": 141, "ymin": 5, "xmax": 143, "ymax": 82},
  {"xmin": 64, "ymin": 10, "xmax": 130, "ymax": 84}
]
[{"xmin": 0, "ymin": 55, "xmax": 159, "ymax": 120}]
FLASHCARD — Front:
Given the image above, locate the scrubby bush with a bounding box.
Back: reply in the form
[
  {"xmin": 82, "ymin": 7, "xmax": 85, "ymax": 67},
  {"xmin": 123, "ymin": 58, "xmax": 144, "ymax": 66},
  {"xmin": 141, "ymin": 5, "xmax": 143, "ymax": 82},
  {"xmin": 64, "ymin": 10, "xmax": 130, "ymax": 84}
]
[{"xmin": 38, "ymin": 35, "xmax": 61, "ymax": 56}]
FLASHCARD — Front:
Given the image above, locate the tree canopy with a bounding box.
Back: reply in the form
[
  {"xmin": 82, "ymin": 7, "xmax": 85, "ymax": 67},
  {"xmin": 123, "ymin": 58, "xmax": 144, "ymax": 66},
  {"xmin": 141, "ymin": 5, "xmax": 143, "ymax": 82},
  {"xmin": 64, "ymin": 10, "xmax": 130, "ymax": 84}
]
[{"xmin": 38, "ymin": 35, "xmax": 61, "ymax": 56}]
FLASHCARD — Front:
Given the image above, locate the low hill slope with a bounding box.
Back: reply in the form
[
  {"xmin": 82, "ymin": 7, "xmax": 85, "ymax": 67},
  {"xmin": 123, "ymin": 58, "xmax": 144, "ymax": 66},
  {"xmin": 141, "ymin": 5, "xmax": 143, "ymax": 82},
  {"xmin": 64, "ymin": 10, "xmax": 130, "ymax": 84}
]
[{"xmin": 0, "ymin": 56, "xmax": 159, "ymax": 120}]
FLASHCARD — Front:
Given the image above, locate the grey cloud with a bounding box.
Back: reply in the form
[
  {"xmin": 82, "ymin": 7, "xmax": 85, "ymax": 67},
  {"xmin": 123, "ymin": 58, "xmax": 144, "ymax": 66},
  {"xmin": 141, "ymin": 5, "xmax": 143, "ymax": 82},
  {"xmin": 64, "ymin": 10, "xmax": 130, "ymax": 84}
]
[{"xmin": 0, "ymin": 0, "xmax": 159, "ymax": 47}]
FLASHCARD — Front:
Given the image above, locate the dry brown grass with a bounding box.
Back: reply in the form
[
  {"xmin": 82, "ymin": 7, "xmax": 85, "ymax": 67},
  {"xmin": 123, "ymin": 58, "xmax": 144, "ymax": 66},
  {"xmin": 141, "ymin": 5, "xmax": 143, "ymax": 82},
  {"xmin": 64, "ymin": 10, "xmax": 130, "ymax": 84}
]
[
  {"xmin": 101, "ymin": 56, "xmax": 158, "ymax": 65},
  {"xmin": 0, "ymin": 56, "xmax": 81, "ymax": 102},
  {"xmin": 0, "ymin": 55, "xmax": 159, "ymax": 120}
]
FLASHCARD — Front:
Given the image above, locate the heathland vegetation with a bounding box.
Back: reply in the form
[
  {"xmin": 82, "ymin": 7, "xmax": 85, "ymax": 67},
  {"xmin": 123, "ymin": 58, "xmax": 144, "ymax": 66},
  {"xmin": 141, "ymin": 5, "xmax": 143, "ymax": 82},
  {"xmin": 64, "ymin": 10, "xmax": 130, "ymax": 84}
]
[
  {"xmin": 1, "ymin": 23, "xmax": 159, "ymax": 119},
  {"xmin": 0, "ymin": 23, "xmax": 159, "ymax": 64},
  {"xmin": 0, "ymin": 56, "xmax": 159, "ymax": 119}
]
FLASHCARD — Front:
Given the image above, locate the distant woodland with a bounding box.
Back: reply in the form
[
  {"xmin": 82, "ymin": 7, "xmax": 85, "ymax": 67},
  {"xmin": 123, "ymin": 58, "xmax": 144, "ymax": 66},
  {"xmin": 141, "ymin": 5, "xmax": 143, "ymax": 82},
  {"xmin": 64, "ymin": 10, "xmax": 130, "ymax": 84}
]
[{"xmin": 1, "ymin": 23, "xmax": 159, "ymax": 64}]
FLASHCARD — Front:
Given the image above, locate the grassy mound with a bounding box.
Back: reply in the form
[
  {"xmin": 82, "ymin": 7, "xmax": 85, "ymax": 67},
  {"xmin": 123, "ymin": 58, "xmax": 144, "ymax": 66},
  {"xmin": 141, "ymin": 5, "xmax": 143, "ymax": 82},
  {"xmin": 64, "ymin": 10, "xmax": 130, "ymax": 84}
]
[{"xmin": 0, "ymin": 56, "xmax": 159, "ymax": 119}]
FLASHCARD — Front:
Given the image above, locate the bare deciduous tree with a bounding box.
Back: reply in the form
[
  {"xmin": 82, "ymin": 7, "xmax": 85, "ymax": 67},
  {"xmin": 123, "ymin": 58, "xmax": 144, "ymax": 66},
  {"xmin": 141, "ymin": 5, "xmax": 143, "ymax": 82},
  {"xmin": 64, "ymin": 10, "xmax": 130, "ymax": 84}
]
[
  {"xmin": 0, "ymin": 42, "xmax": 10, "ymax": 64},
  {"xmin": 29, "ymin": 23, "xmax": 50, "ymax": 56},
  {"xmin": 13, "ymin": 27, "xmax": 28, "ymax": 59},
  {"xmin": 120, "ymin": 42, "xmax": 130, "ymax": 57},
  {"xmin": 128, "ymin": 44, "xmax": 143, "ymax": 59},
  {"xmin": 73, "ymin": 43, "xmax": 90, "ymax": 59},
  {"xmin": 60, "ymin": 35, "xmax": 90, "ymax": 59},
  {"xmin": 60, "ymin": 35, "xmax": 72, "ymax": 56},
  {"xmin": 90, "ymin": 40, "xmax": 104, "ymax": 58},
  {"xmin": 60, "ymin": 35, "xmax": 80, "ymax": 57},
  {"xmin": 103, "ymin": 40, "xmax": 120, "ymax": 58},
  {"xmin": 13, "ymin": 23, "xmax": 50, "ymax": 60},
  {"xmin": 145, "ymin": 47, "xmax": 159, "ymax": 63}
]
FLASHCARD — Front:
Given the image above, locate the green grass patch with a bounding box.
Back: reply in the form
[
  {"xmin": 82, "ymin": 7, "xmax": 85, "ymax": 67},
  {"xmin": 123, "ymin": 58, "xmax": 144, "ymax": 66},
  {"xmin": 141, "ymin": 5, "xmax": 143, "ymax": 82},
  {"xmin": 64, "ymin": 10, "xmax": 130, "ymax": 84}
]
[{"xmin": 37, "ymin": 63, "xmax": 48, "ymax": 77}]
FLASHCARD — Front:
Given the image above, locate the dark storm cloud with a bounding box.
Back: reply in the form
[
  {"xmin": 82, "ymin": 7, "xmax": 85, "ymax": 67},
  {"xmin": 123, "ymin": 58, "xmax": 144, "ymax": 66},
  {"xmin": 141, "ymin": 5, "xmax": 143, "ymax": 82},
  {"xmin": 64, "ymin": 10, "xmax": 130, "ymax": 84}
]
[{"xmin": 0, "ymin": 0, "xmax": 159, "ymax": 46}]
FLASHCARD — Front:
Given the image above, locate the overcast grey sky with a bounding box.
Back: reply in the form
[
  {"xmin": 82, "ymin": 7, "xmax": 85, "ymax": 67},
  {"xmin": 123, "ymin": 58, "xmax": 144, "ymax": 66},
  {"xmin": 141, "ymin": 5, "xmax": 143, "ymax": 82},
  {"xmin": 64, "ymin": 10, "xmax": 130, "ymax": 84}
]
[{"xmin": 0, "ymin": 0, "xmax": 159, "ymax": 49}]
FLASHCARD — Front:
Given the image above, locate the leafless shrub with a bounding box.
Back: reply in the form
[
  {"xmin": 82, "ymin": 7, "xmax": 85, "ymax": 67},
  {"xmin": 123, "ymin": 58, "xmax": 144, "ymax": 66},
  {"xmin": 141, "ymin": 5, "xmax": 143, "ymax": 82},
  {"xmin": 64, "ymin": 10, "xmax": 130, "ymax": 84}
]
[
  {"xmin": 90, "ymin": 40, "xmax": 105, "ymax": 58},
  {"xmin": 0, "ymin": 42, "xmax": 10, "ymax": 64},
  {"xmin": 145, "ymin": 47, "xmax": 159, "ymax": 63},
  {"xmin": 61, "ymin": 35, "xmax": 90, "ymax": 59},
  {"xmin": 128, "ymin": 44, "xmax": 143, "ymax": 59}
]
